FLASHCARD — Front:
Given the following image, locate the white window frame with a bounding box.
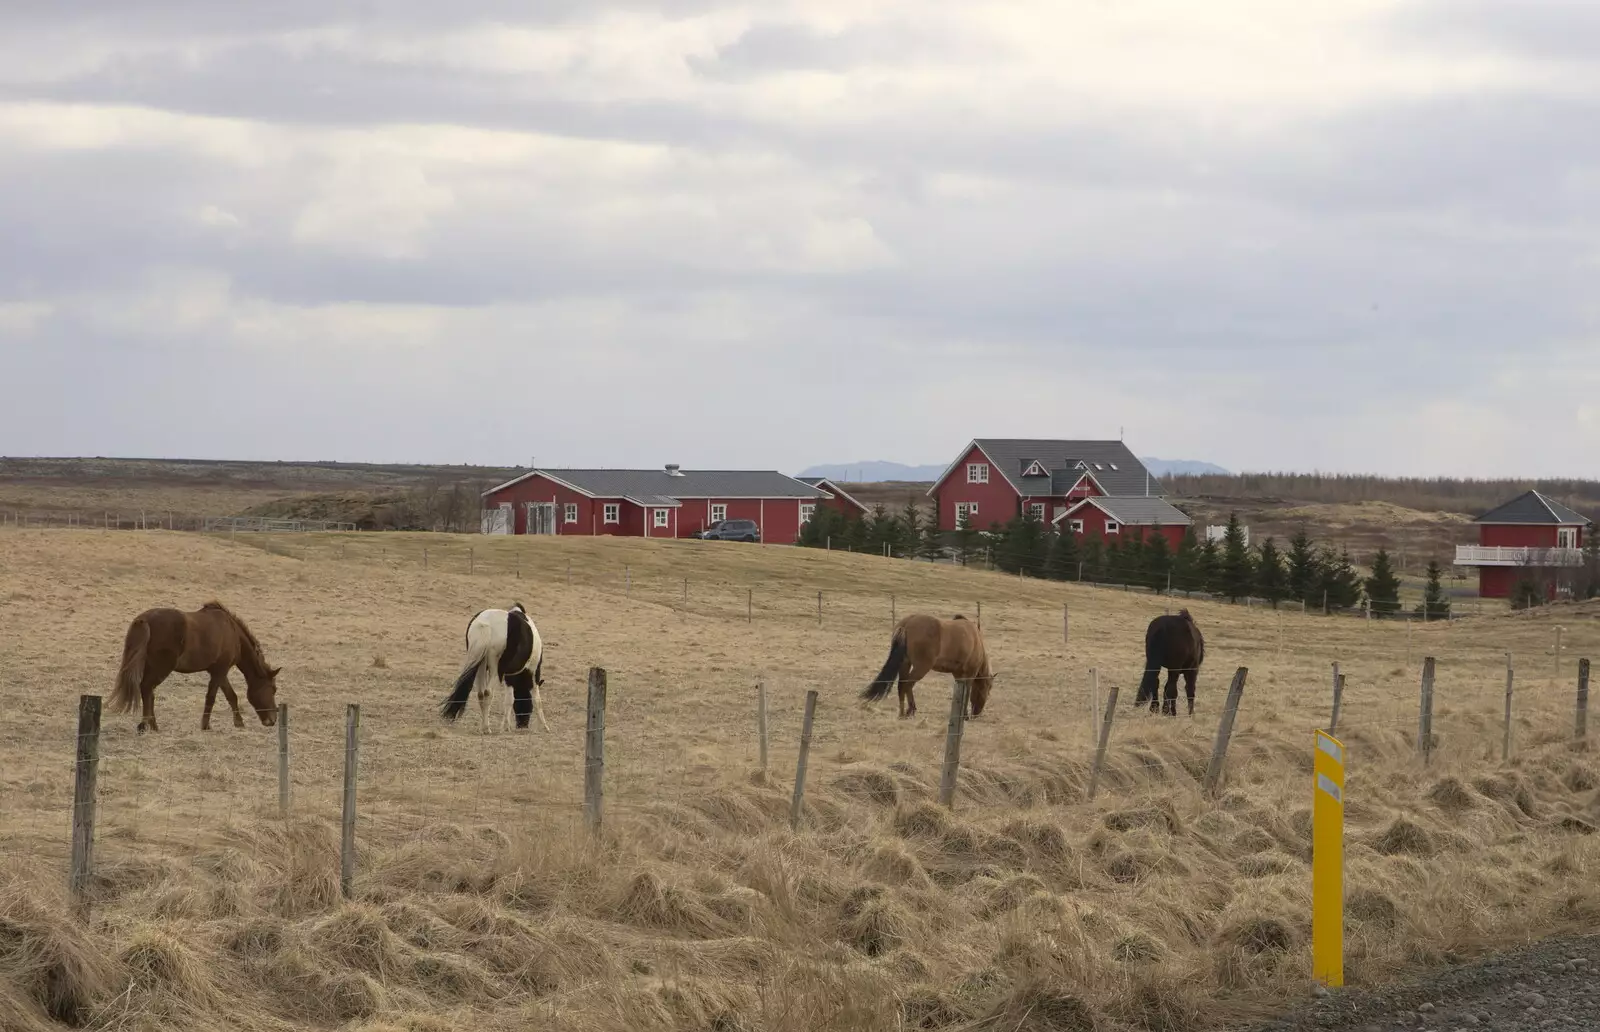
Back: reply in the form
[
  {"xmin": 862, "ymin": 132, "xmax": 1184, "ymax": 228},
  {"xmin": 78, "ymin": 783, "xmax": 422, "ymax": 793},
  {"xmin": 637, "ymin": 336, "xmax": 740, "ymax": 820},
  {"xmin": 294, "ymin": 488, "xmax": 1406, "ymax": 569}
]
[
  {"xmin": 1068, "ymin": 519, "xmax": 1084, "ymax": 534},
  {"xmin": 956, "ymin": 502, "xmax": 978, "ymax": 525},
  {"xmin": 1104, "ymin": 520, "xmax": 1120, "ymax": 535},
  {"xmin": 564, "ymin": 503, "xmax": 577, "ymax": 524},
  {"xmin": 800, "ymin": 503, "xmax": 815, "ymax": 523},
  {"xmin": 967, "ymin": 463, "xmax": 989, "ymax": 484},
  {"xmin": 603, "ymin": 503, "xmax": 620, "ymax": 524},
  {"xmin": 711, "ymin": 504, "xmax": 727, "ymax": 523},
  {"xmin": 1558, "ymin": 527, "xmax": 1578, "ymax": 549},
  {"xmin": 1029, "ymin": 503, "xmax": 1046, "ymax": 521},
  {"xmin": 653, "ymin": 508, "xmax": 669, "ymax": 529}
]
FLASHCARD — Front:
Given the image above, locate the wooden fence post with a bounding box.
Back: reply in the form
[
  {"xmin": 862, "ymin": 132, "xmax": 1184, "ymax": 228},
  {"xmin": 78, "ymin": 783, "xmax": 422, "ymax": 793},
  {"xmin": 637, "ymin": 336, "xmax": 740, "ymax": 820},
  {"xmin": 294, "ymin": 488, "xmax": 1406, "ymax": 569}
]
[
  {"xmin": 69, "ymin": 694, "xmax": 102, "ymax": 914},
  {"xmin": 277, "ymin": 703, "xmax": 290, "ymax": 816},
  {"xmin": 468, "ymin": 547, "xmax": 474, "ymax": 575},
  {"xmin": 1063, "ymin": 603, "xmax": 1069, "ymax": 644},
  {"xmin": 1577, "ymin": 658, "xmax": 1591, "ymax": 743},
  {"xmin": 1556, "ymin": 627, "xmax": 1563, "ymax": 679},
  {"xmin": 976, "ymin": 601, "xmax": 982, "ymax": 627},
  {"xmin": 1203, "ymin": 667, "xmax": 1248, "ymax": 797},
  {"xmin": 816, "ymin": 591, "xmax": 822, "ymax": 626},
  {"xmin": 1417, "ymin": 657, "xmax": 1435, "ymax": 766},
  {"xmin": 757, "ymin": 681, "xmax": 769, "ymax": 777},
  {"xmin": 1087, "ymin": 685, "xmax": 1120, "ymax": 801},
  {"xmin": 747, "ymin": 589, "xmax": 752, "ymax": 624},
  {"xmin": 423, "ymin": 548, "xmax": 428, "ymax": 570},
  {"xmin": 1503, "ymin": 653, "xmax": 1515, "ymax": 762},
  {"xmin": 938, "ymin": 680, "xmax": 971, "ymax": 808},
  {"xmin": 1089, "ymin": 668, "xmax": 1101, "ymax": 747},
  {"xmin": 1328, "ymin": 663, "xmax": 1343, "ymax": 734},
  {"xmin": 340, "ymin": 703, "xmax": 360, "ymax": 898},
  {"xmin": 790, "ymin": 690, "xmax": 819, "ymax": 831},
  {"xmin": 585, "ymin": 668, "xmax": 608, "ymax": 834},
  {"xmin": 890, "ymin": 594, "xmax": 896, "ymax": 629},
  {"xmin": 625, "ymin": 566, "xmax": 631, "ymax": 598}
]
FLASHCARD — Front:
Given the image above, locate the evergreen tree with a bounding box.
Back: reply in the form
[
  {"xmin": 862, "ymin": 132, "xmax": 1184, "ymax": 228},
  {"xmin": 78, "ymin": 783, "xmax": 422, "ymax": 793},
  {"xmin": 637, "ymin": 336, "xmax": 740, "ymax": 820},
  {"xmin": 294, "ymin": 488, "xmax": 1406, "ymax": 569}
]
[
  {"xmin": 1286, "ymin": 526, "xmax": 1319, "ymax": 605},
  {"xmin": 1103, "ymin": 537, "xmax": 1124, "ymax": 584},
  {"xmin": 1145, "ymin": 530, "xmax": 1173, "ymax": 593},
  {"xmin": 994, "ymin": 507, "xmax": 1050, "ymax": 576},
  {"xmin": 1255, "ymin": 537, "xmax": 1288, "ymax": 609},
  {"xmin": 1511, "ymin": 571, "xmax": 1546, "ymax": 610},
  {"xmin": 1416, "ymin": 559, "xmax": 1451, "ymax": 620},
  {"xmin": 919, "ymin": 519, "xmax": 946, "ymax": 563},
  {"xmin": 1044, "ymin": 528, "xmax": 1080, "ymax": 581},
  {"xmin": 1318, "ymin": 547, "xmax": 1364, "ymax": 611},
  {"xmin": 1171, "ymin": 527, "xmax": 1202, "ymax": 593},
  {"xmin": 1219, "ymin": 512, "xmax": 1255, "ymax": 601},
  {"xmin": 862, "ymin": 503, "xmax": 895, "ymax": 555},
  {"xmin": 896, "ymin": 500, "xmax": 923, "ymax": 559},
  {"xmin": 1081, "ymin": 536, "xmax": 1105, "ymax": 583},
  {"xmin": 1118, "ymin": 531, "xmax": 1149, "ymax": 587},
  {"xmin": 798, "ymin": 504, "xmax": 846, "ymax": 548},
  {"xmin": 1197, "ymin": 538, "xmax": 1222, "ymax": 594},
  {"xmin": 843, "ymin": 511, "xmax": 870, "ymax": 553},
  {"xmin": 1364, "ymin": 548, "xmax": 1403, "ymax": 617},
  {"xmin": 952, "ymin": 510, "xmax": 979, "ymax": 566}
]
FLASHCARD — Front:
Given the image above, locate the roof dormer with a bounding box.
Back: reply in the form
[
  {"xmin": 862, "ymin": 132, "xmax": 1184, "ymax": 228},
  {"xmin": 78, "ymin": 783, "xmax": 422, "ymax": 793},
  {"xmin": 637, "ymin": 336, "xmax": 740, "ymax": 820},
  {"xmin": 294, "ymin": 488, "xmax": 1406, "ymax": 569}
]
[{"xmin": 1021, "ymin": 460, "xmax": 1050, "ymax": 478}]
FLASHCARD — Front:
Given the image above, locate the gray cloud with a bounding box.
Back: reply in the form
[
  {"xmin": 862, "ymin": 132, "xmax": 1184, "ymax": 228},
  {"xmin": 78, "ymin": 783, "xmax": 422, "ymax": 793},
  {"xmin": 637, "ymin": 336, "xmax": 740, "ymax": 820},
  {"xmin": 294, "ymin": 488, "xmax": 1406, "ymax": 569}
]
[{"xmin": 0, "ymin": 1, "xmax": 1596, "ymax": 476}]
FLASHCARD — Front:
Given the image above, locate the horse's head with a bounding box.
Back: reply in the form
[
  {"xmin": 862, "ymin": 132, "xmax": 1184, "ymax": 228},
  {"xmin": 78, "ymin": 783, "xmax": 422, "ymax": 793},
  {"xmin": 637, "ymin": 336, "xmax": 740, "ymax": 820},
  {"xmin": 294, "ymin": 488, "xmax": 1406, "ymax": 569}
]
[
  {"xmin": 970, "ymin": 666, "xmax": 995, "ymax": 717},
  {"xmin": 244, "ymin": 665, "xmax": 281, "ymax": 726}
]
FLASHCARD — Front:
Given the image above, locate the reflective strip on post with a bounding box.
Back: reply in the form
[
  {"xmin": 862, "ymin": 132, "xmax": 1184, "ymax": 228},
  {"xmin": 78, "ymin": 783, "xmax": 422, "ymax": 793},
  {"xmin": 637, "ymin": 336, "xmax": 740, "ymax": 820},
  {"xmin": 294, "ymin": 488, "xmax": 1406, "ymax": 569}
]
[{"xmin": 1313, "ymin": 728, "xmax": 1346, "ymax": 989}]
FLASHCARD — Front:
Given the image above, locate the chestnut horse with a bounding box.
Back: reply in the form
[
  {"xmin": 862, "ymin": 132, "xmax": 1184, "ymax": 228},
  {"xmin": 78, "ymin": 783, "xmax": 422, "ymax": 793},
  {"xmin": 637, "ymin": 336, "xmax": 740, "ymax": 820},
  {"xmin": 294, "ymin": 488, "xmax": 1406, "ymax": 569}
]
[
  {"xmin": 860, "ymin": 613, "xmax": 994, "ymax": 719},
  {"xmin": 1135, "ymin": 609, "xmax": 1205, "ymax": 716},
  {"xmin": 109, "ymin": 602, "xmax": 281, "ymax": 733}
]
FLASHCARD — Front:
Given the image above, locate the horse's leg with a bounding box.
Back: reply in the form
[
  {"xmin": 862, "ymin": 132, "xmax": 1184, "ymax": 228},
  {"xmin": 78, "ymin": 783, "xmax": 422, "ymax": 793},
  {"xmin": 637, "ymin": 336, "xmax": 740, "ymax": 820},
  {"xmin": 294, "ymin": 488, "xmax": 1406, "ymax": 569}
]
[
  {"xmin": 138, "ymin": 664, "xmax": 171, "ymax": 733},
  {"xmin": 215, "ymin": 671, "xmax": 246, "ymax": 728},
  {"xmin": 531, "ymin": 676, "xmax": 551, "ymax": 732},
  {"xmin": 900, "ymin": 665, "xmax": 928, "ymax": 718},
  {"xmin": 1185, "ymin": 669, "xmax": 1197, "ymax": 716},
  {"xmin": 202, "ymin": 677, "xmax": 220, "ymax": 731},
  {"xmin": 1163, "ymin": 670, "xmax": 1178, "ymax": 717}
]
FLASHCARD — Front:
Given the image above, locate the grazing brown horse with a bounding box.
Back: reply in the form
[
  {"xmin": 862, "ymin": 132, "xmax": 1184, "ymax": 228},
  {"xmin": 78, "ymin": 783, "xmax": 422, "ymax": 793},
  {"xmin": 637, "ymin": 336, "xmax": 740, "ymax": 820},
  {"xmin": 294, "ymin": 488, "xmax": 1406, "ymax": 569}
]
[
  {"xmin": 109, "ymin": 602, "xmax": 281, "ymax": 733},
  {"xmin": 1136, "ymin": 609, "xmax": 1205, "ymax": 716},
  {"xmin": 860, "ymin": 613, "xmax": 994, "ymax": 719}
]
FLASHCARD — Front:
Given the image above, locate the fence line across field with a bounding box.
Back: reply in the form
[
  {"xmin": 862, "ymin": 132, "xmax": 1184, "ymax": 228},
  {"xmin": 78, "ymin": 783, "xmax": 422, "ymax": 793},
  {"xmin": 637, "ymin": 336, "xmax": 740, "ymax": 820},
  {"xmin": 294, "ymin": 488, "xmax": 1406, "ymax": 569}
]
[{"xmin": 39, "ymin": 646, "xmax": 1599, "ymax": 919}]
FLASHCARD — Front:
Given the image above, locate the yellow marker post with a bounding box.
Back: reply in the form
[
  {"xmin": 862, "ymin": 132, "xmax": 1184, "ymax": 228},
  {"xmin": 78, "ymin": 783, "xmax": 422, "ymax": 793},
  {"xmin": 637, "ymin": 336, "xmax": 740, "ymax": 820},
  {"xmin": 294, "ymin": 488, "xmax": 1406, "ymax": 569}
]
[{"xmin": 1312, "ymin": 729, "xmax": 1346, "ymax": 988}]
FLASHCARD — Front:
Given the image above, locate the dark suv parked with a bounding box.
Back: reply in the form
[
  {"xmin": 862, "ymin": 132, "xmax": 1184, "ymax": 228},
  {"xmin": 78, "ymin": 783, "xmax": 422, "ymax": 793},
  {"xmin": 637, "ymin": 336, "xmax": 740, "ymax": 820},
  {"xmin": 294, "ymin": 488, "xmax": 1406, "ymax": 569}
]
[{"xmin": 698, "ymin": 519, "xmax": 761, "ymax": 543}]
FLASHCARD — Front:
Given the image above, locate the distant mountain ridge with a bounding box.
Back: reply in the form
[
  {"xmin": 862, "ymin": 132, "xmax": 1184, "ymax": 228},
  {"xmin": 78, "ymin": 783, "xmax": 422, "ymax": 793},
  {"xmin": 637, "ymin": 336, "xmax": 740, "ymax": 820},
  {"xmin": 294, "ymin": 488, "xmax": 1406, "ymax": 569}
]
[{"xmin": 798, "ymin": 457, "xmax": 1229, "ymax": 483}]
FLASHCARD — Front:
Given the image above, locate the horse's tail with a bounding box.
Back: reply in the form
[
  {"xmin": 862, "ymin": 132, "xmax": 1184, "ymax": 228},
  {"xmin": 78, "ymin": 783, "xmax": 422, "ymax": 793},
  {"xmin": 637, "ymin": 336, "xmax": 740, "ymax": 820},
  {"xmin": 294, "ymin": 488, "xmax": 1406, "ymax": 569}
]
[
  {"xmin": 441, "ymin": 629, "xmax": 491, "ymax": 721},
  {"xmin": 1136, "ymin": 622, "xmax": 1163, "ymax": 704},
  {"xmin": 111, "ymin": 617, "xmax": 150, "ymax": 714},
  {"xmin": 860, "ymin": 629, "xmax": 908, "ymax": 702}
]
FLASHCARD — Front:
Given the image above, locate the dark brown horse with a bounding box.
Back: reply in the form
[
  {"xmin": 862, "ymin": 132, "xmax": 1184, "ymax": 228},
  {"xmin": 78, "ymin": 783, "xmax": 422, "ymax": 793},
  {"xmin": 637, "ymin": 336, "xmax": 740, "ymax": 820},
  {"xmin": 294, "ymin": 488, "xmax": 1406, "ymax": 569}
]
[
  {"xmin": 860, "ymin": 613, "xmax": 994, "ymax": 719},
  {"xmin": 109, "ymin": 602, "xmax": 281, "ymax": 732},
  {"xmin": 1136, "ymin": 609, "xmax": 1204, "ymax": 716}
]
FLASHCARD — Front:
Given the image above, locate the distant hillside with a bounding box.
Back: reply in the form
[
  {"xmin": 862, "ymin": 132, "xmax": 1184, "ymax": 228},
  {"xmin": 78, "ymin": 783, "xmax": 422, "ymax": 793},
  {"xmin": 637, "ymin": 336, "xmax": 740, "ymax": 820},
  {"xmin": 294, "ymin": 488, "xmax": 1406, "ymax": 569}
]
[
  {"xmin": 798, "ymin": 461, "xmax": 945, "ymax": 482},
  {"xmin": 799, "ymin": 456, "xmax": 1229, "ymax": 482}
]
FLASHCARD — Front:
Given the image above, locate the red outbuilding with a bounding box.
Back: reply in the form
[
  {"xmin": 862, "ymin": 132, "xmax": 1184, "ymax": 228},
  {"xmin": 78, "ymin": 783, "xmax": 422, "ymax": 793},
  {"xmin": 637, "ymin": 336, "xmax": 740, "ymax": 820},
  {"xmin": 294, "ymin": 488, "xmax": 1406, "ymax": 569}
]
[
  {"xmin": 480, "ymin": 464, "xmax": 827, "ymax": 543},
  {"xmin": 1453, "ymin": 490, "xmax": 1591, "ymax": 600},
  {"xmin": 797, "ymin": 477, "xmax": 870, "ymax": 519},
  {"xmin": 927, "ymin": 438, "xmax": 1191, "ymax": 544}
]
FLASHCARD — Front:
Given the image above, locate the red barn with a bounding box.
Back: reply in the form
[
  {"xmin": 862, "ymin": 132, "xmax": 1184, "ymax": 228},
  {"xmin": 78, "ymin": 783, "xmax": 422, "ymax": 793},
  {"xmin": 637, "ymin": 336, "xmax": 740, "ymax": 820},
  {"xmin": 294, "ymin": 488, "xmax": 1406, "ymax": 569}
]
[
  {"xmin": 797, "ymin": 477, "xmax": 870, "ymax": 519},
  {"xmin": 1454, "ymin": 490, "xmax": 1591, "ymax": 600},
  {"xmin": 927, "ymin": 438, "xmax": 1190, "ymax": 544},
  {"xmin": 480, "ymin": 465, "xmax": 827, "ymax": 542},
  {"xmin": 1053, "ymin": 496, "xmax": 1192, "ymax": 550}
]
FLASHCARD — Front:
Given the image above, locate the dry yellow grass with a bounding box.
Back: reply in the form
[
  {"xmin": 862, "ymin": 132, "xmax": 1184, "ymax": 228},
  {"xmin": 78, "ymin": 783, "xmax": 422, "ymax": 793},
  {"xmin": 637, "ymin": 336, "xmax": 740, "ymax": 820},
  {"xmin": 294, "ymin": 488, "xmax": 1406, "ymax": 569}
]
[{"xmin": 3, "ymin": 527, "xmax": 1600, "ymax": 1031}]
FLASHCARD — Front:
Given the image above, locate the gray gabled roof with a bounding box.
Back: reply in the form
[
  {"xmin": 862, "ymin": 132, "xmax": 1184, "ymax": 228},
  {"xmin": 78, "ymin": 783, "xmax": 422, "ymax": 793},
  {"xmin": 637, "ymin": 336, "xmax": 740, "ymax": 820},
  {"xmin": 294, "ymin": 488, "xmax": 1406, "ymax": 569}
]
[
  {"xmin": 1056, "ymin": 496, "xmax": 1193, "ymax": 527},
  {"xmin": 933, "ymin": 439, "xmax": 1161, "ymax": 497},
  {"xmin": 1474, "ymin": 490, "xmax": 1592, "ymax": 526},
  {"xmin": 484, "ymin": 468, "xmax": 826, "ymax": 502},
  {"xmin": 796, "ymin": 477, "xmax": 868, "ymax": 511}
]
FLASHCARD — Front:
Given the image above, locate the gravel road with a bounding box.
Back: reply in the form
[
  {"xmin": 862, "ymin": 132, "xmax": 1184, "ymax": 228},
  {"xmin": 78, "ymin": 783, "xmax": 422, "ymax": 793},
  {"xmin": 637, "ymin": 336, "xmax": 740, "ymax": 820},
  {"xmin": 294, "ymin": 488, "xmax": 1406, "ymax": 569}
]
[{"xmin": 1245, "ymin": 932, "xmax": 1600, "ymax": 1032}]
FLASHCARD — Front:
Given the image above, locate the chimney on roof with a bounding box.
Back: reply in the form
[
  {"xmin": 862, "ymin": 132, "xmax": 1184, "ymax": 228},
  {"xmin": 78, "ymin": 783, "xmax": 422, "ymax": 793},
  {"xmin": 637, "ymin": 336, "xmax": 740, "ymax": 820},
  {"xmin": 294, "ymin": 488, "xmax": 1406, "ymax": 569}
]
[{"xmin": 665, "ymin": 463, "xmax": 683, "ymax": 476}]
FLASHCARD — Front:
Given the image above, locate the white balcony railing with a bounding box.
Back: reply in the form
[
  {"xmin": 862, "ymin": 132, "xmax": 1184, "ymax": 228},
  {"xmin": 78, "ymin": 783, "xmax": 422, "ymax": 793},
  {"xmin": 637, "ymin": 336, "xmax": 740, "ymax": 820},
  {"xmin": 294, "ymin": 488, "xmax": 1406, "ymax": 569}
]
[{"xmin": 1454, "ymin": 545, "xmax": 1586, "ymax": 567}]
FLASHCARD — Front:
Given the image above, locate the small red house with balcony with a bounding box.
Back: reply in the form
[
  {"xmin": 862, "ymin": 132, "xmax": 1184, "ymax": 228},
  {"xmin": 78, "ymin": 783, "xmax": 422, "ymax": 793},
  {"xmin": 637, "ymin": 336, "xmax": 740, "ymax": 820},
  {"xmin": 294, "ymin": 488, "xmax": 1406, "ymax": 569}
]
[
  {"xmin": 480, "ymin": 465, "xmax": 827, "ymax": 542},
  {"xmin": 796, "ymin": 477, "xmax": 870, "ymax": 519},
  {"xmin": 928, "ymin": 438, "xmax": 1190, "ymax": 543},
  {"xmin": 1453, "ymin": 490, "xmax": 1591, "ymax": 600}
]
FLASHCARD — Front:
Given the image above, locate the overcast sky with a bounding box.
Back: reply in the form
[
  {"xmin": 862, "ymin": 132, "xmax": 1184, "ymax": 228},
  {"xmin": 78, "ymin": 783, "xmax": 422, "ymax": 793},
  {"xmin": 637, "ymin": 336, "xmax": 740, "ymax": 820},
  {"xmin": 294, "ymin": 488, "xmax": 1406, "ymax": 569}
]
[{"xmin": 1, "ymin": 1, "xmax": 1596, "ymax": 477}]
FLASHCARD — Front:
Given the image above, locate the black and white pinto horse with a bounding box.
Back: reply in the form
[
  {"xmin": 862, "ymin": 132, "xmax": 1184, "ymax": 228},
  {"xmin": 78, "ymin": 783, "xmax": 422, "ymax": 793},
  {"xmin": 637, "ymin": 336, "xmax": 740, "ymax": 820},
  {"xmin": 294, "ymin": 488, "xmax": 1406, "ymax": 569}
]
[{"xmin": 440, "ymin": 603, "xmax": 550, "ymax": 733}]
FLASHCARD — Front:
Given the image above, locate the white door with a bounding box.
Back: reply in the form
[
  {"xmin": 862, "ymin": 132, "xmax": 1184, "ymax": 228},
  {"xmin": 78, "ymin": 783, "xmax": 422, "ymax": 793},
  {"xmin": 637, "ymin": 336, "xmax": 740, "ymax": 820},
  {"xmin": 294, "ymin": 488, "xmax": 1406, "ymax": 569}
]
[
  {"xmin": 525, "ymin": 502, "xmax": 557, "ymax": 535},
  {"xmin": 1558, "ymin": 527, "xmax": 1578, "ymax": 550}
]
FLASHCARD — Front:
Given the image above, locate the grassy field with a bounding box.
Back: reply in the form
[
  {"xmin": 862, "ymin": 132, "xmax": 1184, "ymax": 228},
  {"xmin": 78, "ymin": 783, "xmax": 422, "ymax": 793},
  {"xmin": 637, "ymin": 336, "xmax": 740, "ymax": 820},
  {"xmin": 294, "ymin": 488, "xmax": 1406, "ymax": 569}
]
[{"xmin": 4, "ymin": 527, "xmax": 1600, "ymax": 1031}]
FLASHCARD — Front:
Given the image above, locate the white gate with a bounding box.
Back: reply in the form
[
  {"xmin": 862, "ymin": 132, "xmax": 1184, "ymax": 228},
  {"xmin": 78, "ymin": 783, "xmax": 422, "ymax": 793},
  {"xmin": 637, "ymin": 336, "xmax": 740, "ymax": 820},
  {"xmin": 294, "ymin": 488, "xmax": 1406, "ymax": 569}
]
[
  {"xmin": 525, "ymin": 502, "xmax": 557, "ymax": 535},
  {"xmin": 481, "ymin": 503, "xmax": 512, "ymax": 535}
]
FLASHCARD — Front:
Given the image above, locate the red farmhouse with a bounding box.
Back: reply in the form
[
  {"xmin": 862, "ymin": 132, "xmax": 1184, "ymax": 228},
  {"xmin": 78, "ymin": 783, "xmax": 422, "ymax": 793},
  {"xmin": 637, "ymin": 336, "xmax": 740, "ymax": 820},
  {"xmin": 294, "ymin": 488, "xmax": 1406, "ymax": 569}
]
[
  {"xmin": 797, "ymin": 477, "xmax": 870, "ymax": 519},
  {"xmin": 928, "ymin": 438, "xmax": 1192, "ymax": 546},
  {"xmin": 1453, "ymin": 490, "xmax": 1591, "ymax": 600},
  {"xmin": 480, "ymin": 465, "xmax": 826, "ymax": 542}
]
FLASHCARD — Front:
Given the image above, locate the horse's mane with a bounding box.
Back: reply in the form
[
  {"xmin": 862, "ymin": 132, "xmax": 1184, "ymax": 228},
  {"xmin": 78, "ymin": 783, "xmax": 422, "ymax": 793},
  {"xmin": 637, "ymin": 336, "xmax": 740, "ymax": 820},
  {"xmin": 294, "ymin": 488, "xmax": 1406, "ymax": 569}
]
[
  {"xmin": 1177, "ymin": 609, "xmax": 1193, "ymax": 620},
  {"xmin": 951, "ymin": 614, "xmax": 967, "ymax": 621},
  {"xmin": 202, "ymin": 601, "xmax": 268, "ymax": 665}
]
